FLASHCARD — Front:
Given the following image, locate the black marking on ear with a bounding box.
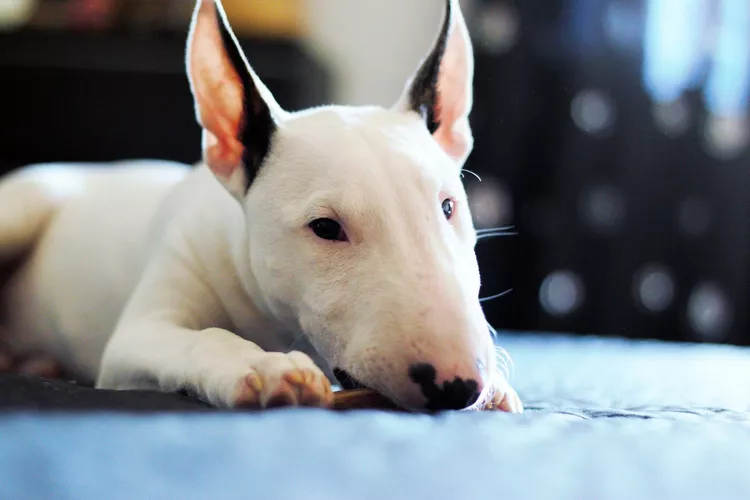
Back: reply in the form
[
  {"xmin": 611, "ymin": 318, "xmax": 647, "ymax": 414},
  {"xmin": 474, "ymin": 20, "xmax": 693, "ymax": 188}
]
[
  {"xmin": 408, "ymin": 362, "xmax": 480, "ymax": 411},
  {"xmin": 408, "ymin": 0, "xmax": 452, "ymax": 134},
  {"xmin": 215, "ymin": 3, "xmax": 276, "ymax": 189}
]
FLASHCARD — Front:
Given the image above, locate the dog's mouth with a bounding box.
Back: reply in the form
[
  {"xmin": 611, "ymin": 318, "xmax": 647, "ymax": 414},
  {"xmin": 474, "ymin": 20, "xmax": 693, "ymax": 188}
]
[{"xmin": 332, "ymin": 368, "xmax": 368, "ymax": 390}]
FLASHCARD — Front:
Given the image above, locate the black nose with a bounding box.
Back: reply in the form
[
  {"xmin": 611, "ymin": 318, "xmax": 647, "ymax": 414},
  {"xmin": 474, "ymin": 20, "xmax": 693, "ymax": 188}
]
[{"xmin": 408, "ymin": 363, "xmax": 481, "ymax": 411}]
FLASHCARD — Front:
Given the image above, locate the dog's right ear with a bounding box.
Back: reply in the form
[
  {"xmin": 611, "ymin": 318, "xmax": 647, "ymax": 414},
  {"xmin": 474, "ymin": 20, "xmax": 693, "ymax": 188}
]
[
  {"xmin": 186, "ymin": 0, "xmax": 284, "ymax": 198},
  {"xmin": 396, "ymin": 0, "xmax": 475, "ymax": 167}
]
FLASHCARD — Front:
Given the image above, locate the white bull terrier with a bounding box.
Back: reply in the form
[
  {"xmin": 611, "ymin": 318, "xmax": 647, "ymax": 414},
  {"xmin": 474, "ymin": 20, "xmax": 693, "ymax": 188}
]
[{"xmin": 0, "ymin": 0, "xmax": 521, "ymax": 413}]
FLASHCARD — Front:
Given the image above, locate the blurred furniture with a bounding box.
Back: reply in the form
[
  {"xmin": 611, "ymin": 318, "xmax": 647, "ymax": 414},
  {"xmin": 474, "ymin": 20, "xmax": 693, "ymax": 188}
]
[
  {"xmin": 1, "ymin": 332, "xmax": 749, "ymax": 499},
  {"xmin": 0, "ymin": 29, "xmax": 330, "ymax": 172},
  {"xmin": 464, "ymin": 0, "xmax": 750, "ymax": 345},
  {"xmin": 0, "ymin": 0, "xmax": 306, "ymax": 36},
  {"xmin": 222, "ymin": 0, "xmax": 307, "ymax": 38}
]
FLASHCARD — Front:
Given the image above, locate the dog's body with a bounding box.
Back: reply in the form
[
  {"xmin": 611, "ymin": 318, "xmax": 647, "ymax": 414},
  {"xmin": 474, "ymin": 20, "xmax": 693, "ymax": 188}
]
[{"xmin": 0, "ymin": 0, "xmax": 522, "ymax": 413}]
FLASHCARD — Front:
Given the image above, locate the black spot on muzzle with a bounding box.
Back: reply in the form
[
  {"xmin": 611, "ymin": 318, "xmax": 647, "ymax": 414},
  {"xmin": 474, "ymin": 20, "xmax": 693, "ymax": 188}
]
[{"xmin": 408, "ymin": 363, "xmax": 480, "ymax": 411}]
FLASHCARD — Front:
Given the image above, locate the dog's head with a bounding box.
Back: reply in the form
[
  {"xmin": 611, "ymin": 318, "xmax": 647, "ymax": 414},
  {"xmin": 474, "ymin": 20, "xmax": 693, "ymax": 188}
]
[{"xmin": 187, "ymin": 0, "xmax": 496, "ymax": 411}]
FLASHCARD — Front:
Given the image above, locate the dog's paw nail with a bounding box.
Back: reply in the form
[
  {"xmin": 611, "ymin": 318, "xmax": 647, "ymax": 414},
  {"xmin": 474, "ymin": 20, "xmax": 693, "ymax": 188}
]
[
  {"xmin": 265, "ymin": 386, "xmax": 297, "ymax": 408},
  {"xmin": 282, "ymin": 369, "xmax": 332, "ymax": 407},
  {"xmin": 303, "ymin": 369, "xmax": 318, "ymax": 386},
  {"xmin": 234, "ymin": 352, "xmax": 332, "ymax": 409},
  {"xmin": 235, "ymin": 371, "xmax": 266, "ymax": 408},
  {"xmin": 282, "ymin": 370, "xmax": 306, "ymax": 386},
  {"xmin": 245, "ymin": 370, "xmax": 264, "ymax": 393},
  {"xmin": 303, "ymin": 382, "xmax": 333, "ymax": 407}
]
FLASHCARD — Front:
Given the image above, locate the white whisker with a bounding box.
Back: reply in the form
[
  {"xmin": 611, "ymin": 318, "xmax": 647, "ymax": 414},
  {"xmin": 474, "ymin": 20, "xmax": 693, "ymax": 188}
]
[
  {"xmin": 477, "ymin": 231, "xmax": 517, "ymax": 240},
  {"xmin": 476, "ymin": 225, "xmax": 515, "ymax": 234},
  {"xmin": 480, "ymin": 288, "xmax": 513, "ymax": 303},
  {"xmin": 460, "ymin": 169, "xmax": 482, "ymax": 181},
  {"xmin": 494, "ymin": 355, "xmax": 509, "ymax": 380},
  {"xmin": 494, "ymin": 345, "xmax": 515, "ymax": 380},
  {"xmin": 287, "ymin": 330, "xmax": 307, "ymax": 351}
]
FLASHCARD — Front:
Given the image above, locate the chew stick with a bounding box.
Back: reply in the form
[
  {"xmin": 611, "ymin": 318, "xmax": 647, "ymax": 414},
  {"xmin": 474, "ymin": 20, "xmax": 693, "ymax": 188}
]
[{"xmin": 332, "ymin": 388, "xmax": 404, "ymax": 411}]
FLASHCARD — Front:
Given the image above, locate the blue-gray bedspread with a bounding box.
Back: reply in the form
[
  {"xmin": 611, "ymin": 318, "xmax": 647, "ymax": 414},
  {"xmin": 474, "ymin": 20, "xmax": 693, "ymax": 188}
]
[{"xmin": 1, "ymin": 332, "xmax": 749, "ymax": 499}]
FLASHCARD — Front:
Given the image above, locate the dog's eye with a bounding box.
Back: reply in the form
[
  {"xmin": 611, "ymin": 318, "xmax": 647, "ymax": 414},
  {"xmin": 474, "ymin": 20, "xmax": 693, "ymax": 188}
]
[
  {"xmin": 309, "ymin": 218, "xmax": 348, "ymax": 242},
  {"xmin": 442, "ymin": 198, "xmax": 455, "ymax": 220}
]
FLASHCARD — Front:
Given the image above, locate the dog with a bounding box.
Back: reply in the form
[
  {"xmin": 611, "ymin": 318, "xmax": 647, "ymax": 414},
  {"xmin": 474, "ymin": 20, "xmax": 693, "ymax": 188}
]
[{"xmin": 0, "ymin": 0, "xmax": 522, "ymax": 413}]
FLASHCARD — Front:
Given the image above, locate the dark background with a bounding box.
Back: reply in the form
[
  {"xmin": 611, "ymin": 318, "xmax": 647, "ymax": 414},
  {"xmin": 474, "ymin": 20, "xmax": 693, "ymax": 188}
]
[
  {"xmin": 1, "ymin": 0, "xmax": 748, "ymax": 345},
  {"xmin": 466, "ymin": 0, "xmax": 750, "ymax": 346}
]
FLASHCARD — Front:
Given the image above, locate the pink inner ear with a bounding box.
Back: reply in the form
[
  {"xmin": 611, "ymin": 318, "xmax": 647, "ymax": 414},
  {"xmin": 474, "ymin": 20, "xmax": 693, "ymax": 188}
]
[
  {"xmin": 432, "ymin": 13, "xmax": 473, "ymax": 163},
  {"xmin": 189, "ymin": 1, "xmax": 246, "ymax": 179},
  {"xmin": 203, "ymin": 131, "xmax": 244, "ymax": 180}
]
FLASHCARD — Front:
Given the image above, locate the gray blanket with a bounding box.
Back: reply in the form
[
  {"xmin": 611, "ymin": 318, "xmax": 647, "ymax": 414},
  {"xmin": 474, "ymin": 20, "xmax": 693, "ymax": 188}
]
[{"xmin": 1, "ymin": 333, "xmax": 749, "ymax": 499}]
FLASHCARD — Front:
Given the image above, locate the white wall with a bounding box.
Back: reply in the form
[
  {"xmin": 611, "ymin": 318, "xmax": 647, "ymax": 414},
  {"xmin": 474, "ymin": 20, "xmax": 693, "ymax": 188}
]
[{"xmin": 303, "ymin": 0, "xmax": 444, "ymax": 107}]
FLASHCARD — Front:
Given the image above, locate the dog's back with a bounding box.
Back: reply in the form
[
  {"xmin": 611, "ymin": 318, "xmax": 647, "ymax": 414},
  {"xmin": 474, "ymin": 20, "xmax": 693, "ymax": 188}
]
[{"xmin": 0, "ymin": 160, "xmax": 192, "ymax": 379}]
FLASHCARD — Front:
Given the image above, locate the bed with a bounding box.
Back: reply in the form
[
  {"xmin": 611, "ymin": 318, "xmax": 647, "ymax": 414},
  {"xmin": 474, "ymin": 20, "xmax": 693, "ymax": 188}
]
[{"xmin": 1, "ymin": 332, "xmax": 749, "ymax": 499}]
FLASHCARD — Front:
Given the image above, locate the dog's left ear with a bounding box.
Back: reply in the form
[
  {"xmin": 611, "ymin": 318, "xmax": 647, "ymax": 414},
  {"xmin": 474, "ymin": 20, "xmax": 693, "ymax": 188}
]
[
  {"xmin": 397, "ymin": 0, "xmax": 474, "ymax": 166},
  {"xmin": 186, "ymin": 0, "xmax": 284, "ymax": 198}
]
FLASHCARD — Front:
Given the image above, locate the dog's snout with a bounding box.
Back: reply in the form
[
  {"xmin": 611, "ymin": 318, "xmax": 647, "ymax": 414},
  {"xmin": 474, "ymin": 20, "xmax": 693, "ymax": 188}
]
[{"xmin": 408, "ymin": 362, "xmax": 483, "ymax": 411}]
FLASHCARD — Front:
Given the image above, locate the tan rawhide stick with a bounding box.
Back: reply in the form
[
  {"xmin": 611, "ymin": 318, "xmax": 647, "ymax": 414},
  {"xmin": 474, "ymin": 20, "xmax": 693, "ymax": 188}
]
[{"xmin": 332, "ymin": 388, "xmax": 405, "ymax": 411}]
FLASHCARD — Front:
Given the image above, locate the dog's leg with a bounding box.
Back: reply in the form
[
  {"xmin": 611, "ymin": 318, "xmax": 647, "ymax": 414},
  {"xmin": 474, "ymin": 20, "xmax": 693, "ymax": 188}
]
[
  {"xmin": 97, "ymin": 250, "xmax": 333, "ymax": 409},
  {"xmin": 0, "ymin": 168, "xmax": 69, "ymax": 377},
  {"xmin": 0, "ymin": 168, "xmax": 67, "ymax": 263},
  {"xmin": 98, "ymin": 323, "xmax": 332, "ymax": 409}
]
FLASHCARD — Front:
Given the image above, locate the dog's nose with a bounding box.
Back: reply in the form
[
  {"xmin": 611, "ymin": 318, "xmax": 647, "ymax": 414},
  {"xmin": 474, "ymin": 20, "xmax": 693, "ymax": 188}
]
[{"xmin": 408, "ymin": 362, "xmax": 483, "ymax": 411}]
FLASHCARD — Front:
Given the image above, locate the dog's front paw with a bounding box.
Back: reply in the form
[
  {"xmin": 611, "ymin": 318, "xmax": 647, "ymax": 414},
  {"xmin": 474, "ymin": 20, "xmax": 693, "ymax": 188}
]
[
  {"xmin": 479, "ymin": 375, "xmax": 524, "ymax": 413},
  {"xmin": 233, "ymin": 351, "xmax": 333, "ymax": 409}
]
